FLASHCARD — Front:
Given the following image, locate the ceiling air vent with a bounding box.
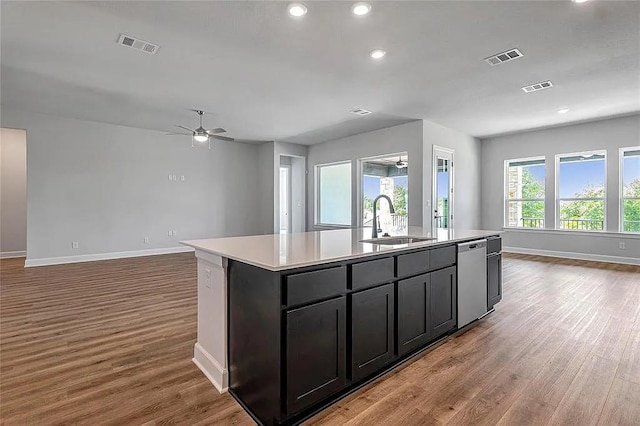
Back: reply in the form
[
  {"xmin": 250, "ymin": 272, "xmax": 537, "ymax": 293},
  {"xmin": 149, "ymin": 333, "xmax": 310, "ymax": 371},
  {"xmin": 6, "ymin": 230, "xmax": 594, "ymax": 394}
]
[
  {"xmin": 349, "ymin": 108, "xmax": 372, "ymax": 116},
  {"xmin": 522, "ymin": 80, "xmax": 554, "ymax": 93},
  {"xmin": 117, "ymin": 33, "xmax": 159, "ymax": 55},
  {"xmin": 484, "ymin": 48, "xmax": 523, "ymax": 66}
]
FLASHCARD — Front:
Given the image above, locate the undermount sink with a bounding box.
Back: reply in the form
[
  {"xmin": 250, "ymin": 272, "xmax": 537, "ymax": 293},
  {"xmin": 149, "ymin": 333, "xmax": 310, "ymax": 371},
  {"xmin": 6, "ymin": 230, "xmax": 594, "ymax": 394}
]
[{"xmin": 360, "ymin": 236, "xmax": 436, "ymax": 245}]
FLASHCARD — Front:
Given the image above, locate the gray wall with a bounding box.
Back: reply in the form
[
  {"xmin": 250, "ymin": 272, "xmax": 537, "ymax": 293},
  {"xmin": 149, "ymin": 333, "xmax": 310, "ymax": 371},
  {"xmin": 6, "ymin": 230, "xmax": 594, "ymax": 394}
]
[
  {"xmin": 481, "ymin": 114, "xmax": 640, "ymax": 263},
  {"xmin": 306, "ymin": 119, "xmax": 482, "ymax": 232},
  {"xmin": 258, "ymin": 141, "xmax": 276, "ymax": 234},
  {"xmin": 307, "ymin": 121, "xmax": 424, "ymax": 230},
  {"xmin": 1, "ymin": 108, "xmax": 262, "ymax": 262},
  {"xmin": 422, "ymin": 120, "xmax": 482, "ymax": 230},
  {"xmin": 0, "ymin": 127, "xmax": 27, "ymax": 255}
]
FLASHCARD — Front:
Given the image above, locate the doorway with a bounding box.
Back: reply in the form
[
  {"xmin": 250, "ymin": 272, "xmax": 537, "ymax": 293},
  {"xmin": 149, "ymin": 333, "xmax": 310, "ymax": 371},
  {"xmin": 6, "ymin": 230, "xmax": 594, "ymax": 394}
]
[
  {"xmin": 278, "ymin": 155, "xmax": 306, "ymax": 234},
  {"xmin": 279, "ymin": 165, "xmax": 291, "ymax": 234},
  {"xmin": 432, "ymin": 146, "xmax": 454, "ymax": 237},
  {"xmin": 0, "ymin": 128, "xmax": 27, "ymax": 258}
]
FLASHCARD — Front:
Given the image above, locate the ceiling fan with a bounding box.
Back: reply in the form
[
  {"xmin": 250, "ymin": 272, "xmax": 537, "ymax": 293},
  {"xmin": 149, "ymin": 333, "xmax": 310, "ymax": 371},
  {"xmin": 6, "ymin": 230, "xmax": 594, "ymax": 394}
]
[
  {"xmin": 396, "ymin": 156, "xmax": 408, "ymax": 169},
  {"xmin": 167, "ymin": 109, "xmax": 251, "ymax": 148}
]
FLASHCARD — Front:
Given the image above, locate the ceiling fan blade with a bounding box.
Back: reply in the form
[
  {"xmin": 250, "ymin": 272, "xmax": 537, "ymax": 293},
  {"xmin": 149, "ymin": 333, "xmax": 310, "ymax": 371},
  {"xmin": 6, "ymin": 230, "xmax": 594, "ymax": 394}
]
[
  {"xmin": 165, "ymin": 132, "xmax": 192, "ymax": 136},
  {"xmin": 212, "ymin": 135, "xmax": 235, "ymax": 142},
  {"xmin": 206, "ymin": 127, "xmax": 226, "ymax": 135},
  {"xmin": 176, "ymin": 125, "xmax": 194, "ymax": 133}
]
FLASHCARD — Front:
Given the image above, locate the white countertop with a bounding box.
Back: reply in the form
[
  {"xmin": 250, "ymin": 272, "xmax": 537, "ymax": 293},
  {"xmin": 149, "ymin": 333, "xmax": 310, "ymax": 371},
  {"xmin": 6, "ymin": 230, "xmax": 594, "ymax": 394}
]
[{"xmin": 182, "ymin": 227, "xmax": 501, "ymax": 272}]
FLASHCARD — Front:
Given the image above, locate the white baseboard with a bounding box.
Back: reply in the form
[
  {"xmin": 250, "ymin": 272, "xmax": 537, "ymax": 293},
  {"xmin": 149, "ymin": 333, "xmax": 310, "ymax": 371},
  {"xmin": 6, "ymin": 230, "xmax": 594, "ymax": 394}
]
[
  {"xmin": 0, "ymin": 250, "xmax": 26, "ymax": 259},
  {"xmin": 503, "ymin": 246, "xmax": 640, "ymax": 266},
  {"xmin": 193, "ymin": 342, "xmax": 228, "ymax": 393},
  {"xmin": 24, "ymin": 246, "xmax": 194, "ymax": 267}
]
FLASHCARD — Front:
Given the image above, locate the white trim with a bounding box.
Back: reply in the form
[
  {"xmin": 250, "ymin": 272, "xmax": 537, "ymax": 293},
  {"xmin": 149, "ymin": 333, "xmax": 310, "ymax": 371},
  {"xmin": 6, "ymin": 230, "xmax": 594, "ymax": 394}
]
[
  {"xmin": 555, "ymin": 149, "xmax": 607, "ymax": 230},
  {"xmin": 0, "ymin": 250, "xmax": 26, "ymax": 259},
  {"xmin": 193, "ymin": 342, "xmax": 228, "ymax": 393},
  {"xmin": 433, "ymin": 145, "xmax": 454, "ymax": 231},
  {"xmin": 503, "ymin": 246, "xmax": 640, "ymax": 266},
  {"xmin": 620, "ymin": 146, "xmax": 640, "ymax": 233},
  {"xmin": 502, "ymin": 227, "xmax": 640, "ymax": 240},
  {"xmin": 24, "ymin": 246, "xmax": 194, "ymax": 267}
]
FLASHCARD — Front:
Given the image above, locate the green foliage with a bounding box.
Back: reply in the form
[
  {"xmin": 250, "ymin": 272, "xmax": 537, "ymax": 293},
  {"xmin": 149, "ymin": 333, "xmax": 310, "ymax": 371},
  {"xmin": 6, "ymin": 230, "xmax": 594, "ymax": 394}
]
[
  {"xmin": 521, "ymin": 170, "xmax": 544, "ymax": 222},
  {"xmin": 559, "ymin": 185, "xmax": 605, "ymax": 230},
  {"xmin": 623, "ymin": 178, "xmax": 640, "ymax": 231},
  {"xmin": 393, "ymin": 185, "xmax": 408, "ymax": 216},
  {"xmin": 363, "ymin": 196, "xmax": 373, "ymax": 214}
]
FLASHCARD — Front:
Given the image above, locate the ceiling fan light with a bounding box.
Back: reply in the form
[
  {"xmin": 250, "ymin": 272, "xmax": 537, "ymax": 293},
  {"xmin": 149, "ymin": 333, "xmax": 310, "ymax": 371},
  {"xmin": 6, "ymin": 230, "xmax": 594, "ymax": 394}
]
[{"xmin": 193, "ymin": 134, "xmax": 209, "ymax": 143}]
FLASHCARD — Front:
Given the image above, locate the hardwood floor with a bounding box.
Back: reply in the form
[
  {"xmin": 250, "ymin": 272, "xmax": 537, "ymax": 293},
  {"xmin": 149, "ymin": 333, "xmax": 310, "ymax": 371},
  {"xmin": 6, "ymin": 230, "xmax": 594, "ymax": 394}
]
[{"xmin": 1, "ymin": 253, "xmax": 638, "ymax": 425}]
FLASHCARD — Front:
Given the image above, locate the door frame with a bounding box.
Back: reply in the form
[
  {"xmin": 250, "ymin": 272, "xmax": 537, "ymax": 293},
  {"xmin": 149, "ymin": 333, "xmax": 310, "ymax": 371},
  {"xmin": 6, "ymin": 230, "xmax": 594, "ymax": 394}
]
[
  {"xmin": 432, "ymin": 145, "xmax": 455, "ymax": 231},
  {"xmin": 279, "ymin": 164, "xmax": 292, "ymax": 233}
]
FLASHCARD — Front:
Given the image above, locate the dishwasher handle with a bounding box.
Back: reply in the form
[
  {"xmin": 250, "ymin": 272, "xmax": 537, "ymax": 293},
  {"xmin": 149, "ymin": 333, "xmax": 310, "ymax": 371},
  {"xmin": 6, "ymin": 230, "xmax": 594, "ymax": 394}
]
[{"xmin": 458, "ymin": 239, "xmax": 487, "ymax": 253}]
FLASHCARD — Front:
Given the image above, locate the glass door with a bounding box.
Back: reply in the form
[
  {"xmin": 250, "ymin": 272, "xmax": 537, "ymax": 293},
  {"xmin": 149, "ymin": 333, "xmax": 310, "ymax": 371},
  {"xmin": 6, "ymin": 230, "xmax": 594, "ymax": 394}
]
[{"xmin": 433, "ymin": 146, "xmax": 454, "ymax": 237}]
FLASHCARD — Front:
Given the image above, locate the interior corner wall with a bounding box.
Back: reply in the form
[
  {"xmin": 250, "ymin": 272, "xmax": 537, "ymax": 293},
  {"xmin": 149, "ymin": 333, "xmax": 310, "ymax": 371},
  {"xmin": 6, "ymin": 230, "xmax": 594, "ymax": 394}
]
[
  {"xmin": 0, "ymin": 107, "xmax": 262, "ymax": 264},
  {"xmin": 422, "ymin": 121, "xmax": 482, "ymax": 231},
  {"xmin": 480, "ymin": 114, "xmax": 640, "ymax": 263},
  {"xmin": 307, "ymin": 121, "xmax": 424, "ymax": 230},
  {"xmin": 0, "ymin": 127, "xmax": 27, "ymax": 256},
  {"xmin": 258, "ymin": 141, "xmax": 276, "ymax": 234}
]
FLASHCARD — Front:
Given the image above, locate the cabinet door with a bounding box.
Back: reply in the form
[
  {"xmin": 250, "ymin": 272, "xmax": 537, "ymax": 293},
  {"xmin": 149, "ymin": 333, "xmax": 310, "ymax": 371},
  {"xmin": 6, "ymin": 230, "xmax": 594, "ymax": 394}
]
[
  {"xmin": 487, "ymin": 254, "xmax": 502, "ymax": 309},
  {"xmin": 397, "ymin": 273, "xmax": 431, "ymax": 356},
  {"xmin": 351, "ymin": 284, "xmax": 394, "ymax": 381},
  {"xmin": 430, "ymin": 266, "xmax": 457, "ymax": 337},
  {"xmin": 285, "ymin": 297, "xmax": 346, "ymax": 415}
]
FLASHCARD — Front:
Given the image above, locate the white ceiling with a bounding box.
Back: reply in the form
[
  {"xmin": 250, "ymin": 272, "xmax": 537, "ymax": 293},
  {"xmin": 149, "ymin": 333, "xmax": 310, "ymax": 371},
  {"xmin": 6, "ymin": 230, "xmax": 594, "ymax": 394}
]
[{"xmin": 1, "ymin": 1, "xmax": 638, "ymax": 144}]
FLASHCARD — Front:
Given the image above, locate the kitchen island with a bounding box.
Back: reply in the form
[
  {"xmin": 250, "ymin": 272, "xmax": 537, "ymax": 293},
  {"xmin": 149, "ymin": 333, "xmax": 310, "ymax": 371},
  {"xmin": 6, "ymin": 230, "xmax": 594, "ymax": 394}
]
[{"xmin": 182, "ymin": 227, "xmax": 502, "ymax": 425}]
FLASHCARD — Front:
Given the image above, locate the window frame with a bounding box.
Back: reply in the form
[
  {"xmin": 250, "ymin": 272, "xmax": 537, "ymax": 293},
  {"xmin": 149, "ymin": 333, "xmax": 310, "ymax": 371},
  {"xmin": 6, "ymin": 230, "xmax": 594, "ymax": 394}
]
[
  {"xmin": 555, "ymin": 150, "xmax": 607, "ymax": 232},
  {"xmin": 619, "ymin": 146, "xmax": 640, "ymax": 234},
  {"xmin": 314, "ymin": 160, "xmax": 352, "ymax": 227},
  {"xmin": 504, "ymin": 156, "xmax": 546, "ymax": 229}
]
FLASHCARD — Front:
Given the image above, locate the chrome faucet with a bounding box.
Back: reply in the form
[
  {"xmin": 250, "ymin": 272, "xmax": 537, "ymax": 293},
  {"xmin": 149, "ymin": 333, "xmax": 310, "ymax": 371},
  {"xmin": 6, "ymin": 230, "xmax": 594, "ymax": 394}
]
[{"xmin": 372, "ymin": 194, "xmax": 395, "ymax": 238}]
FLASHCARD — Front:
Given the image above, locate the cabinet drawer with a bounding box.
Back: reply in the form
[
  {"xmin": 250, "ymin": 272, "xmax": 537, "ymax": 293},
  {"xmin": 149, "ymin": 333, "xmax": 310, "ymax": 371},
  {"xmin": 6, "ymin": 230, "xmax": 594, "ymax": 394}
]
[
  {"xmin": 429, "ymin": 245, "xmax": 456, "ymax": 271},
  {"xmin": 487, "ymin": 237, "xmax": 502, "ymax": 255},
  {"xmin": 286, "ymin": 266, "xmax": 346, "ymax": 306},
  {"xmin": 397, "ymin": 250, "xmax": 430, "ymax": 278},
  {"xmin": 351, "ymin": 257, "xmax": 395, "ymax": 291}
]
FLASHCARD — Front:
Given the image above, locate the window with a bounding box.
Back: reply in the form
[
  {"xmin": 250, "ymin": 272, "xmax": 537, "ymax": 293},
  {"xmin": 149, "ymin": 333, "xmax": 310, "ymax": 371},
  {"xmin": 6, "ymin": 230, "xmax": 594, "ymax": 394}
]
[
  {"xmin": 621, "ymin": 147, "xmax": 640, "ymax": 233},
  {"xmin": 316, "ymin": 161, "xmax": 351, "ymax": 226},
  {"xmin": 505, "ymin": 158, "xmax": 545, "ymax": 228},
  {"xmin": 557, "ymin": 151, "xmax": 606, "ymax": 231}
]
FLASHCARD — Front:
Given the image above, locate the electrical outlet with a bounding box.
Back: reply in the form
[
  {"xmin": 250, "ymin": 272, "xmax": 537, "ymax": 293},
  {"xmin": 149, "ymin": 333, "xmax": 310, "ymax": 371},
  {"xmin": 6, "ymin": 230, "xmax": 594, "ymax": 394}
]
[
  {"xmin": 144, "ymin": 237, "xmax": 150, "ymax": 244},
  {"xmin": 71, "ymin": 241, "xmax": 79, "ymax": 249},
  {"xmin": 619, "ymin": 242, "xmax": 626, "ymax": 250},
  {"xmin": 205, "ymin": 268, "xmax": 211, "ymax": 289}
]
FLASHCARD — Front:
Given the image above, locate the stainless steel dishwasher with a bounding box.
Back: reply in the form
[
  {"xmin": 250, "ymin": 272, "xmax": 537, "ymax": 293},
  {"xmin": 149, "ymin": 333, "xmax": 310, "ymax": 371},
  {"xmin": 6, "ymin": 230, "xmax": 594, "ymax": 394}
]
[{"xmin": 457, "ymin": 239, "xmax": 488, "ymax": 328}]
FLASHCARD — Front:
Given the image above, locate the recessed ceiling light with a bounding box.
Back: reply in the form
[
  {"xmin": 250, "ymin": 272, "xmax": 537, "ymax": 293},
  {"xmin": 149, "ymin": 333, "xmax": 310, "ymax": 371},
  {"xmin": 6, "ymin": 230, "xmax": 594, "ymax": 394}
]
[
  {"xmin": 352, "ymin": 2, "xmax": 372, "ymax": 16},
  {"xmin": 557, "ymin": 108, "xmax": 570, "ymax": 114},
  {"xmin": 288, "ymin": 3, "xmax": 307, "ymax": 17},
  {"xmin": 571, "ymin": 0, "xmax": 589, "ymax": 3},
  {"xmin": 370, "ymin": 49, "xmax": 386, "ymax": 59}
]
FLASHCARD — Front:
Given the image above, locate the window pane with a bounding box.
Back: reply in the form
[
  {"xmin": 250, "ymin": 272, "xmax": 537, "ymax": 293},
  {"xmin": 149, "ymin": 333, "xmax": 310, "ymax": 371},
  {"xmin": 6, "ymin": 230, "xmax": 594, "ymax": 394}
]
[
  {"xmin": 622, "ymin": 153, "xmax": 640, "ymax": 197},
  {"xmin": 559, "ymin": 200, "xmax": 604, "ymax": 230},
  {"xmin": 558, "ymin": 155, "xmax": 605, "ymax": 199},
  {"xmin": 507, "ymin": 201, "xmax": 544, "ymax": 228},
  {"xmin": 319, "ymin": 162, "xmax": 351, "ymax": 225},
  {"xmin": 623, "ymin": 200, "xmax": 640, "ymax": 232},
  {"xmin": 507, "ymin": 160, "xmax": 545, "ymax": 199}
]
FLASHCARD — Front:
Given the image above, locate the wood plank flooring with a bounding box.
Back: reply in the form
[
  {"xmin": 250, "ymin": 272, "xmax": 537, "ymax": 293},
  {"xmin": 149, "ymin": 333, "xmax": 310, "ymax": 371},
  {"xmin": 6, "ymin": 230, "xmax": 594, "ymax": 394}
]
[{"xmin": 1, "ymin": 253, "xmax": 638, "ymax": 425}]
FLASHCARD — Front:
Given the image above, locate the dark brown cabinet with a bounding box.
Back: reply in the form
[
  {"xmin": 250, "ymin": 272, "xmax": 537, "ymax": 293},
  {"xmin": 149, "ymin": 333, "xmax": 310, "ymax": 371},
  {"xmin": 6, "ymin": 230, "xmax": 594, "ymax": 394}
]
[
  {"xmin": 285, "ymin": 297, "xmax": 347, "ymax": 415},
  {"xmin": 430, "ymin": 266, "xmax": 457, "ymax": 337},
  {"xmin": 487, "ymin": 253, "xmax": 502, "ymax": 309},
  {"xmin": 397, "ymin": 273, "xmax": 431, "ymax": 356},
  {"xmin": 350, "ymin": 284, "xmax": 395, "ymax": 381}
]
